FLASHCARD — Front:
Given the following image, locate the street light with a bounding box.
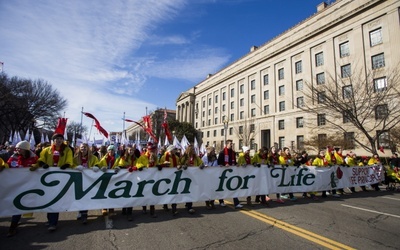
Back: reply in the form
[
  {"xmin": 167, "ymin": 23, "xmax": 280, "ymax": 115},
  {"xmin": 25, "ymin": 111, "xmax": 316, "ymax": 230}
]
[{"xmin": 223, "ymin": 119, "xmax": 229, "ymax": 146}]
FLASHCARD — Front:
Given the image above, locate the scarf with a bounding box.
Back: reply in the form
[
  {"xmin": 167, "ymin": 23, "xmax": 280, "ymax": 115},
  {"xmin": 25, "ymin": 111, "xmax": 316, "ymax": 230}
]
[
  {"xmin": 165, "ymin": 152, "xmax": 177, "ymax": 167},
  {"xmin": 244, "ymin": 154, "xmax": 251, "ymax": 164},
  {"xmin": 81, "ymin": 156, "xmax": 88, "ymax": 167},
  {"xmin": 224, "ymin": 147, "xmax": 235, "ymax": 165}
]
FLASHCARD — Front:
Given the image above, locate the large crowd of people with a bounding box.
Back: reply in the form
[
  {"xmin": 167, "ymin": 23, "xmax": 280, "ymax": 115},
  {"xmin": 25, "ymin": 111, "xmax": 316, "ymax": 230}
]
[{"xmin": 1, "ymin": 134, "xmax": 399, "ymax": 237}]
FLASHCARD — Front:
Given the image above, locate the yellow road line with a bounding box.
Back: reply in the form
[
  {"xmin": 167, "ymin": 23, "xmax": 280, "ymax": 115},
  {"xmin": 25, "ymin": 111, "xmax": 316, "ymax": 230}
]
[{"xmin": 225, "ymin": 202, "xmax": 355, "ymax": 250}]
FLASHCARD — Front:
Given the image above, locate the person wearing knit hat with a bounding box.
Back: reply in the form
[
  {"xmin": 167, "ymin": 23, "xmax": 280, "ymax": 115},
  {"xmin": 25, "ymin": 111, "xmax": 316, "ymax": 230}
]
[
  {"xmin": 37, "ymin": 133, "xmax": 74, "ymax": 232},
  {"xmin": 98, "ymin": 145, "xmax": 117, "ymax": 216},
  {"xmin": 4, "ymin": 140, "xmax": 38, "ymax": 237}
]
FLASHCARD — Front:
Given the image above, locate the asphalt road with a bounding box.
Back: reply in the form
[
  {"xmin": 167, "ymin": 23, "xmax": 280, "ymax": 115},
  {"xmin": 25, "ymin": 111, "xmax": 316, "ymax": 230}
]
[{"xmin": 1, "ymin": 184, "xmax": 399, "ymax": 250}]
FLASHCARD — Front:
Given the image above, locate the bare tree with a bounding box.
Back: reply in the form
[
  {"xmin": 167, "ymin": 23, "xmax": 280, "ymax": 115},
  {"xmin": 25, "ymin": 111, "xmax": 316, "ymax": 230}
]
[
  {"xmin": 0, "ymin": 73, "xmax": 67, "ymax": 143},
  {"xmin": 299, "ymin": 65, "xmax": 400, "ymax": 155}
]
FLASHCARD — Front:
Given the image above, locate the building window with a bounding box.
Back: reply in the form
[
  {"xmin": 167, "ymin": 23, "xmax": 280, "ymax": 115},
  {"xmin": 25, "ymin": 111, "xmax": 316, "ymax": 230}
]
[
  {"xmin": 370, "ymin": 28, "xmax": 383, "ymax": 47},
  {"xmin": 279, "ymin": 137, "xmax": 285, "ymax": 149},
  {"xmin": 296, "ymin": 79, "xmax": 303, "ymax": 91},
  {"xmin": 202, "ymin": 100, "xmax": 205, "ymax": 108},
  {"xmin": 222, "ymin": 104, "xmax": 226, "ymax": 112},
  {"xmin": 208, "ymin": 98, "xmax": 212, "ymax": 105},
  {"xmin": 372, "ymin": 53, "xmax": 385, "ymax": 69},
  {"xmin": 317, "ymin": 113, "xmax": 326, "ymax": 126},
  {"xmin": 207, "ymin": 131, "xmax": 210, "ymax": 137},
  {"xmin": 278, "ymin": 85, "xmax": 285, "ymax": 96},
  {"xmin": 344, "ymin": 132, "xmax": 355, "ymax": 149},
  {"xmin": 263, "ymin": 90, "xmax": 269, "ymax": 100},
  {"xmin": 278, "ymin": 68, "xmax": 284, "ymax": 80},
  {"xmin": 230, "ymin": 101, "xmax": 234, "ymax": 109},
  {"xmin": 295, "ymin": 61, "xmax": 302, "ymax": 74},
  {"xmin": 263, "ymin": 74, "xmax": 269, "ymax": 85},
  {"xmin": 240, "ymin": 98, "xmax": 244, "ymax": 107},
  {"xmin": 213, "ymin": 130, "xmax": 217, "ymax": 137},
  {"xmin": 208, "ymin": 119, "xmax": 211, "ymax": 126},
  {"xmin": 377, "ymin": 130, "xmax": 390, "ymax": 149},
  {"xmin": 342, "ymin": 85, "xmax": 353, "ymax": 99},
  {"xmin": 343, "ymin": 109, "xmax": 352, "ymax": 123},
  {"xmin": 339, "ymin": 41, "xmax": 349, "ymax": 57},
  {"xmin": 341, "ymin": 64, "xmax": 351, "ymax": 78},
  {"xmin": 230, "ymin": 113, "xmax": 234, "ymax": 121},
  {"xmin": 222, "ymin": 115, "xmax": 226, "ymax": 122},
  {"xmin": 222, "ymin": 92, "xmax": 226, "ymax": 101},
  {"xmin": 240, "ymin": 84, "xmax": 245, "ymax": 94},
  {"xmin": 230, "ymin": 88, "xmax": 234, "ymax": 98},
  {"xmin": 297, "ymin": 135, "xmax": 304, "ymax": 150},
  {"xmin": 250, "ymin": 124, "xmax": 255, "ymax": 132},
  {"xmin": 251, "ymin": 94, "xmax": 256, "ymax": 103},
  {"xmin": 296, "ymin": 117, "xmax": 304, "ymax": 128},
  {"xmin": 374, "ymin": 77, "xmax": 387, "ymax": 92},
  {"xmin": 296, "ymin": 96, "xmax": 304, "ymax": 108},
  {"xmin": 251, "ymin": 80, "xmax": 256, "ymax": 90},
  {"xmin": 240, "ymin": 111, "xmax": 244, "ymax": 119},
  {"xmin": 214, "ymin": 117, "xmax": 218, "ymax": 124},
  {"xmin": 316, "ymin": 72, "xmax": 325, "ymax": 85},
  {"xmin": 279, "ymin": 101, "xmax": 285, "ymax": 112},
  {"xmin": 202, "ymin": 111, "xmax": 205, "ymax": 117},
  {"xmin": 239, "ymin": 126, "xmax": 243, "ymax": 134},
  {"xmin": 318, "ymin": 134, "xmax": 327, "ymax": 148},
  {"xmin": 317, "ymin": 91, "xmax": 326, "ymax": 104},
  {"xmin": 251, "ymin": 108, "xmax": 256, "ymax": 117},
  {"xmin": 215, "ymin": 95, "xmax": 218, "ymax": 103},
  {"xmin": 229, "ymin": 127, "xmax": 233, "ymax": 135},
  {"xmin": 221, "ymin": 129, "xmax": 224, "ymax": 136},
  {"xmin": 375, "ymin": 104, "xmax": 388, "ymax": 119},
  {"xmin": 278, "ymin": 120, "xmax": 285, "ymax": 130},
  {"xmin": 214, "ymin": 107, "xmax": 218, "ymax": 114},
  {"xmin": 264, "ymin": 105, "xmax": 269, "ymax": 115},
  {"xmin": 208, "ymin": 109, "xmax": 211, "ymax": 115},
  {"xmin": 315, "ymin": 52, "xmax": 324, "ymax": 66}
]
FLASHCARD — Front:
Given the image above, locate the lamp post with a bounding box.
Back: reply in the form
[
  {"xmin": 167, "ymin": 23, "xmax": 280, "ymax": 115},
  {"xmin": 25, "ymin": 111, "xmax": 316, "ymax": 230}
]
[{"xmin": 223, "ymin": 119, "xmax": 229, "ymax": 146}]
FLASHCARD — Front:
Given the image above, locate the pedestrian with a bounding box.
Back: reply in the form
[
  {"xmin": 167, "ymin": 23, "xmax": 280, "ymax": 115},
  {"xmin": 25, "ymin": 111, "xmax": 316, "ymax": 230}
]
[
  {"xmin": 279, "ymin": 147, "xmax": 297, "ymax": 201},
  {"xmin": 3, "ymin": 140, "xmax": 38, "ymax": 237},
  {"xmin": 251, "ymin": 146, "xmax": 270, "ymax": 204},
  {"xmin": 160, "ymin": 145, "xmax": 181, "ymax": 215},
  {"xmin": 113, "ymin": 145, "xmax": 138, "ymax": 221},
  {"xmin": 135, "ymin": 142, "xmax": 159, "ymax": 218},
  {"xmin": 180, "ymin": 144, "xmax": 203, "ymax": 214},
  {"xmin": 269, "ymin": 146, "xmax": 285, "ymax": 203},
  {"xmin": 237, "ymin": 146, "xmax": 254, "ymax": 206},
  {"xmin": 73, "ymin": 143, "xmax": 100, "ymax": 224},
  {"xmin": 35, "ymin": 133, "xmax": 74, "ymax": 232},
  {"xmin": 98, "ymin": 145, "xmax": 117, "ymax": 216},
  {"xmin": 201, "ymin": 146, "xmax": 219, "ymax": 209},
  {"xmin": 217, "ymin": 139, "xmax": 243, "ymax": 208}
]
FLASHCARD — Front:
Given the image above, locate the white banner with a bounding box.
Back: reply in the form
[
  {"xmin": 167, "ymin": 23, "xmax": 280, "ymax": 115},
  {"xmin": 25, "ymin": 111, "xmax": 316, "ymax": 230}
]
[{"xmin": 0, "ymin": 165, "xmax": 384, "ymax": 217}]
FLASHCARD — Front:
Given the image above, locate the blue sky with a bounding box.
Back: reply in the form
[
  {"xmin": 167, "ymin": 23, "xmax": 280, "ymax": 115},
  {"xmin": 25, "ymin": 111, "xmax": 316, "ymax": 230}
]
[{"xmin": 0, "ymin": 0, "xmax": 329, "ymax": 136}]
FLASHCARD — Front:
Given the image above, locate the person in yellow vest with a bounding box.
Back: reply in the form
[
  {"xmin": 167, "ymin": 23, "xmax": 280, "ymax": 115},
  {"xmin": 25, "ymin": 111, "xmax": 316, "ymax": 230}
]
[
  {"xmin": 73, "ymin": 143, "xmax": 100, "ymax": 224},
  {"xmin": 112, "ymin": 145, "xmax": 138, "ymax": 221},
  {"xmin": 135, "ymin": 142, "xmax": 159, "ymax": 218},
  {"xmin": 251, "ymin": 146, "xmax": 270, "ymax": 204},
  {"xmin": 36, "ymin": 133, "xmax": 74, "ymax": 232},
  {"xmin": 98, "ymin": 145, "xmax": 117, "ymax": 216},
  {"xmin": 160, "ymin": 145, "xmax": 181, "ymax": 215},
  {"xmin": 324, "ymin": 147, "xmax": 341, "ymax": 198},
  {"xmin": 344, "ymin": 151, "xmax": 358, "ymax": 193},
  {"xmin": 367, "ymin": 154, "xmax": 381, "ymax": 191},
  {"xmin": 180, "ymin": 144, "xmax": 203, "ymax": 214},
  {"xmin": 238, "ymin": 146, "xmax": 254, "ymax": 206}
]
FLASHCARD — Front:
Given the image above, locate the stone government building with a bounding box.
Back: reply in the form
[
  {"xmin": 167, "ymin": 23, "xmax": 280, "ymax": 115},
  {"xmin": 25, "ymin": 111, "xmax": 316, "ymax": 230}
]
[{"xmin": 176, "ymin": 0, "xmax": 400, "ymax": 155}]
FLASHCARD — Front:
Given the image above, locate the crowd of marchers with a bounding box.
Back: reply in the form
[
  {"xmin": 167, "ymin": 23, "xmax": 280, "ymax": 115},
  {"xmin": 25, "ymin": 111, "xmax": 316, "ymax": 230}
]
[{"xmin": 1, "ymin": 134, "xmax": 399, "ymax": 237}]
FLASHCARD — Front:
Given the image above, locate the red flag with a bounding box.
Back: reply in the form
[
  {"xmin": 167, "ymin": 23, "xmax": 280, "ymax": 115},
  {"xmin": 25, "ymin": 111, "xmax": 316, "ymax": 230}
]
[
  {"xmin": 162, "ymin": 109, "xmax": 172, "ymax": 141},
  {"xmin": 379, "ymin": 146, "xmax": 385, "ymax": 153},
  {"xmin": 54, "ymin": 118, "xmax": 68, "ymax": 135},
  {"xmin": 125, "ymin": 117, "xmax": 158, "ymax": 143},
  {"xmin": 142, "ymin": 115, "xmax": 158, "ymax": 142},
  {"xmin": 83, "ymin": 112, "xmax": 109, "ymax": 138}
]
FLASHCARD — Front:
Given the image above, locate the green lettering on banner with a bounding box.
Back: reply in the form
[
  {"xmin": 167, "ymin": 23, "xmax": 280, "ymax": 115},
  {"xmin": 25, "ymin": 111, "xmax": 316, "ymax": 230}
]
[
  {"xmin": 151, "ymin": 179, "xmax": 170, "ymax": 196},
  {"xmin": 169, "ymin": 171, "xmax": 191, "ymax": 194},
  {"xmin": 108, "ymin": 181, "xmax": 133, "ymax": 198},
  {"xmin": 132, "ymin": 179, "xmax": 156, "ymax": 197},
  {"xmin": 14, "ymin": 171, "xmax": 115, "ymax": 210}
]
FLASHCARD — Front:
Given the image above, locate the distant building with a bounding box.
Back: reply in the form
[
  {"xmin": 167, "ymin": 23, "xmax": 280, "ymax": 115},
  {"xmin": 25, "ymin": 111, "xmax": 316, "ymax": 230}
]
[{"xmin": 176, "ymin": 0, "xmax": 400, "ymax": 155}]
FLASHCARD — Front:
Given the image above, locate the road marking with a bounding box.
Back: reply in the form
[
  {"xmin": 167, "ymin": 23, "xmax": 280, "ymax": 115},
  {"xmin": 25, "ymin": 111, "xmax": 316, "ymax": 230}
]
[
  {"xmin": 225, "ymin": 202, "xmax": 355, "ymax": 250},
  {"xmin": 380, "ymin": 196, "xmax": 400, "ymax": 201},
  {"xmin": 341, "ymin": 204, "xmax": 400, "ymax": 219}
]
